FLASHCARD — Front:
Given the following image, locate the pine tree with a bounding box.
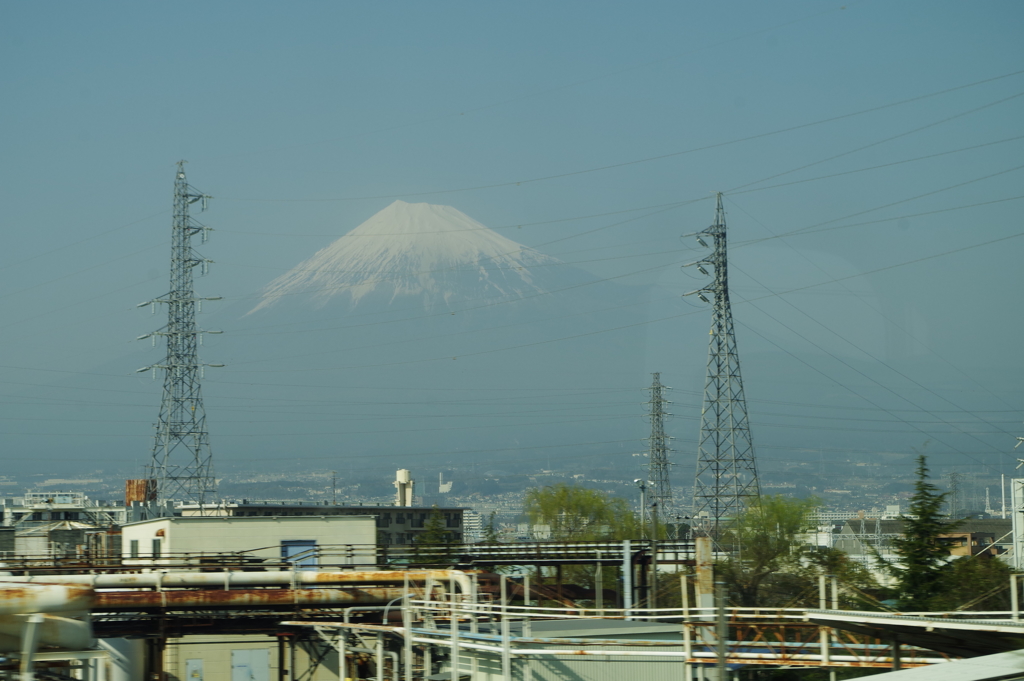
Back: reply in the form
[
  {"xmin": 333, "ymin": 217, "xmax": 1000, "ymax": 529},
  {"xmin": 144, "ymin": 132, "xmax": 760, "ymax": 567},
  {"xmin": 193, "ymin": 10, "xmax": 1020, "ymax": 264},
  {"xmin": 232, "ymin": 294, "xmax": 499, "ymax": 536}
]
[
  {"xmin": 414, "ymin": 506, "xmax": 451, "ymax": 562},
  {"xmin": 483, "ymin": 511, "xmax": 501, "ymax": 543},
  {"xmin": 419, "ymin": 505, "xmax": 448, "ymax": 545},
  {"xmin": 882, "ymin": 455, "xmax": 957, "ymax": 610}
]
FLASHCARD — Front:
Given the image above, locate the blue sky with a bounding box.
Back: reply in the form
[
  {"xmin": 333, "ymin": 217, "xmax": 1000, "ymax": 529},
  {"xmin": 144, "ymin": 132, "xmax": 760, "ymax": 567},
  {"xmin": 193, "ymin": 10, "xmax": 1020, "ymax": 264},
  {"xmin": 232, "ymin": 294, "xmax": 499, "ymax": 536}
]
[{"xmin": 1, "ymin": 1, "xmax": 1022, "ymax": 485}]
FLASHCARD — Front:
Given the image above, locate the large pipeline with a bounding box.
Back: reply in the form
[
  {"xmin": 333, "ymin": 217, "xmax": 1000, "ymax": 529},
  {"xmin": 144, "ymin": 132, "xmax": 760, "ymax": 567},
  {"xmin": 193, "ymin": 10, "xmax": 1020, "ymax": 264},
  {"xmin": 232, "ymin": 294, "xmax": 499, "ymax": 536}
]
[
  {"xmin": 1, "ymin": 569, "xmax": 471, "ymax": 595},
  {"xmin": 0, "ymin": 614, "xmax": 93, "ymax": 652},
  {"xmin": 0, "ymin": 584, "xmax": 93, "ymax": 615},
  {"xmin": 93, "ymin": 586, "xmax": 409, "ymax": 611}
]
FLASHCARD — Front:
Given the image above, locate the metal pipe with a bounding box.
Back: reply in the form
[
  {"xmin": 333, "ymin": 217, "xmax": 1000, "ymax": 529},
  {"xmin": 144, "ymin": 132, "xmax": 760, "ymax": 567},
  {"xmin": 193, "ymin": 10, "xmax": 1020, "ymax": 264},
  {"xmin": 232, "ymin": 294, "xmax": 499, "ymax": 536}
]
[
  {"xmin": 0, "ymin": 585, "xmax": 93, "ymax": 615},
  {"xmin": 621, "ymin": 539, "xmax": 632, "ymax": 619},
  {"xmin": 1013, "ymin": 574, "xmax": 1019, "ymax": 621},
  {"xmin": 450, "ymin": 575, "xmax": 459, "ymax": 681},
  {"xmin": 290, "ymin": 633, "xmax": 296, "ymax": 681},
  {"xmin": 651, "ymin": 502, "xmax": 659, "ymax": 611},
  {"xmin": 376, "ymin": 632, "xmax": 384, "ymax": 681},
  {"xmin": 19, "ymin": 613, "xmax": 43, "ymax": 681},
  {"xmin": 403, "ymin": 576, "xmax": 412, "ymax": 681},
  {"xmin": 409, "ymin": 636, "xmax": 941, "ymax": 663},
  {"xmin": 500, "ymin": 617, "xmax": 511, "ymax": 679},
  {"xmin": 819, "ymin": 573, "xmax": 830, "ymax": 665},
  {"xmin": 681, "ymin": 574, "xmax": 692, "ymax": 674},
  {"xmin": 93, "ymin": 586, "xmax": 408, "ymax": 610},
  {"xmin": 0, "ymin": 569, "xmax": 472, "ymax": 594},
  {"xmin": 715, "ymin": 581, "xmax": 726, "ymax": 678},
  {"xmin": 0, "ymin": 614, "xmax": 92, "ymax": 650}
]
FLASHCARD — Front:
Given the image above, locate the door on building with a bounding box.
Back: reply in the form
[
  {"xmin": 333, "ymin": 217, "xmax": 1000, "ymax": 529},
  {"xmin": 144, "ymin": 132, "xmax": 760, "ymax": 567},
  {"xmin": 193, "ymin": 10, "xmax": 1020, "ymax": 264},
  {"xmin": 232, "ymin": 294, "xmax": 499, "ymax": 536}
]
[
  {"xmin": 280, "ymin": 539, "xmax": 318, "ymax": 569},
  {"xmin": 231, "ymin": 649, "xmax": 269, "ymax": 681},
  {"xmin": 185, "ymin": 659, "xmax": 203, "ymax": 681}
]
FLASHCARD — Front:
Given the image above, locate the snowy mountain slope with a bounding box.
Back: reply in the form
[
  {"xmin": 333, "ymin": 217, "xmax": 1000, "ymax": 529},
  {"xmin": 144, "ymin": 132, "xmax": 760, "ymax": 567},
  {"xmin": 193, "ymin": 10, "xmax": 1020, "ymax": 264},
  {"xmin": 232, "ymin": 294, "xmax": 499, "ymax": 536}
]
[{"xmin": 250, "ymin": 201, "xmax": 566, "ymax": 313}]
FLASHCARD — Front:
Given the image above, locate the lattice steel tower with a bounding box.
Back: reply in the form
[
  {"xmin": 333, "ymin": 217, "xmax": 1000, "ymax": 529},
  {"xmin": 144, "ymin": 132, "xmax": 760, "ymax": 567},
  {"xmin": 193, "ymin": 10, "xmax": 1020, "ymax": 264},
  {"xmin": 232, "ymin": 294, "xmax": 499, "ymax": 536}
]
[
  {"xmin": 683, "ymin": 193, "xmax": 760, "ymax": 531},
  {"xmin": 644, "ymin": 372, "xmax": 673, "ymax": 509},
  {"xmin": 138, "ymin": 161, "xmax": 221, "ymax": 506}
]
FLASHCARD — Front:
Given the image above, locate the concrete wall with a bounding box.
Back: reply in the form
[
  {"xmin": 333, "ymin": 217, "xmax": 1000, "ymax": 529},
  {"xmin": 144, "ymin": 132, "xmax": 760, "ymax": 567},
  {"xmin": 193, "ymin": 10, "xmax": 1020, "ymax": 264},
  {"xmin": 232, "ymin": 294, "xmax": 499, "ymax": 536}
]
[
  {"xmin": 442, "ymin": 647, "xmax": 697, "ymax": 681},
  {"xmin": 121, "ymin": 516, "xmax": 376, "ymax": 565},
  {"xmin": 163, "ymin": 634, "xmax": 341, "ymax": 681}
]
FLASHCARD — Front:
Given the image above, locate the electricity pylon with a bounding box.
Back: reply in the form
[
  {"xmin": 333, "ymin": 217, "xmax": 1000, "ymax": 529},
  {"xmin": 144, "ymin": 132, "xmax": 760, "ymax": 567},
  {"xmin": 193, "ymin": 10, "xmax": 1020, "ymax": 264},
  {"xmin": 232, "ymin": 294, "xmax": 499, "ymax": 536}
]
[
  {"xmin": 946, "ymin": 471, "xmax": 963, "ymax": 519},
  {"xmin": 683, "ymin": 193, "xmax": 760, "ymax": 533},
  {"xmin": 137, "ymin": 162, "xmax": 222, "ymax": 507},
  {"xmin": 644, "ymin": 372, "xmax": 673, "ymax": 510}
]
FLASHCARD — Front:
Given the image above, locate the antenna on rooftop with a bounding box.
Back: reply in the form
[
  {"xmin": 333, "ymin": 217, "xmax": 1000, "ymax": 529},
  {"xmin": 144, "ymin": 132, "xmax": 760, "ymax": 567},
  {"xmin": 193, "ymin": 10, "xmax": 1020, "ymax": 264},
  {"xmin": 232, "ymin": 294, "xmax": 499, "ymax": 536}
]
[
  {"xmin": 137, "ymin": 161, "xmax": 220, "ymax": 508},
  {"xmin": 683, "ymin": 193, "xmax": 761, "ymax": 535}
]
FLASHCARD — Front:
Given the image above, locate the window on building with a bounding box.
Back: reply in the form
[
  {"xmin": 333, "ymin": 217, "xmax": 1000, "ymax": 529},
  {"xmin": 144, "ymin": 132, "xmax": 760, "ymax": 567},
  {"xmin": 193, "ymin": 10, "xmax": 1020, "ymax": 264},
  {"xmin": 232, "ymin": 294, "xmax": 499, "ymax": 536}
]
[
  {"xmin": 376, "ymin": 514, "xmax": 391, "ymax": 528},
  {"xmin": 396, "ymin": 513, "xmax": 405, "ymax": 524},
  {"xmin": 411, "ymin": 514, "xmax": 425, "ymax": 529},
  {"xmin": 281, "ymin": 540, "xmax": 317, "ymax": 570},
  {"xmin": 130, "ymin": 540, "xmax": 139, "ymax": 558},
  {"xmin": 151, "ymin": 538, "xmax": 162, "ymax": 558},
  {"xmin": 445, "ymin": 513, "xmax": 460, "ymax": 528}
]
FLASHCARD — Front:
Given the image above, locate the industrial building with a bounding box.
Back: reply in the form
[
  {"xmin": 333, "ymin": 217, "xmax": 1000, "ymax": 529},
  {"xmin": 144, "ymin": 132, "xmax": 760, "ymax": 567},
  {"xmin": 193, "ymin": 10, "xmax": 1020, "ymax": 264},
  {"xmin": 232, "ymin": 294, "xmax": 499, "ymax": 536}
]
[
  {"xmin": 176, "ymin": 501, "xmax": 466, "ymax": 546},
  {"xmin": 121, "ymin": 515, "xmax": 377, "ymax": 567},
  {"xmin": 0, "ymin": 492, "xmax": 127, "ymax": 560}
]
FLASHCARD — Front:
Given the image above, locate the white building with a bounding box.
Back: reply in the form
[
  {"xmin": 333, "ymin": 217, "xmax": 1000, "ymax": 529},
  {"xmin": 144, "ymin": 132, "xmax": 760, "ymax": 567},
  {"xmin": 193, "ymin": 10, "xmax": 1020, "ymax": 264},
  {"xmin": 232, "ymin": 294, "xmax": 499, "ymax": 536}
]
[{"xmin": 121, "ymin": 515, "xmax": 377, "ymax": 567}]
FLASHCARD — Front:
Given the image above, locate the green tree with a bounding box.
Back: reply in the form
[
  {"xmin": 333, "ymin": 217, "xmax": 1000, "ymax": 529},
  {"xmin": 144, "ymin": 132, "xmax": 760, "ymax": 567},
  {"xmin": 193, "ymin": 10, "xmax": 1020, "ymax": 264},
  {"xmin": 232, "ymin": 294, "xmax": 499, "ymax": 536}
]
[
  {"xmin": 792, "ymin": 547, "xmax": 883, "ymax": 610},
  {"xmin": 523, "ymin": 483, "xmax": 639, "ymax": 540},
  {"xmin": 415, "ymin": 506, "xmax": 450, "ymax": 561},
  {"xmin": 419, "ymin": 506, "xmax": 448, "ymax": 544},
  {"xmin": 878, "ymin": 455, "xmax": 958, "ymax": 610},
  {"xmin": 717, "ymin": 494, "xmax": 821, "ymax": 606},
  {"xmin": 930, "ymin": 555, "xmax": 1011, "ymax": 611},
  {"xmin": 482, "ymin": 511, "xmax": 501, "ymax": 543}
]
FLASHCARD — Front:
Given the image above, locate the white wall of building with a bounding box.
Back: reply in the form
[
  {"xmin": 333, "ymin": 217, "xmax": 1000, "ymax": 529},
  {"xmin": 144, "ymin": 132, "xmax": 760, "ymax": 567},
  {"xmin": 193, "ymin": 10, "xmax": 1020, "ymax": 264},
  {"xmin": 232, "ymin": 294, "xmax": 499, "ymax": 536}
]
[{"xmin": 121, "ymin": 516, "xmax": 376, "ymax": 566}]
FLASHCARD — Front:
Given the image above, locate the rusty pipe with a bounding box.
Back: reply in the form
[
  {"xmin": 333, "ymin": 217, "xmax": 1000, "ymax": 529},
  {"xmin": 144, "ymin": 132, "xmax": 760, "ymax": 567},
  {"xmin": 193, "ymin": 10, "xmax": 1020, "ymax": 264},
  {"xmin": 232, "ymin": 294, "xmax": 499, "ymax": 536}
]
[
  {"xmin": 0, "ymin": 584, "xmax": 94, "ymax": 615},
  {"xmin": 93, "ymin": 586, "xmax": 409, "ymax": 611}
]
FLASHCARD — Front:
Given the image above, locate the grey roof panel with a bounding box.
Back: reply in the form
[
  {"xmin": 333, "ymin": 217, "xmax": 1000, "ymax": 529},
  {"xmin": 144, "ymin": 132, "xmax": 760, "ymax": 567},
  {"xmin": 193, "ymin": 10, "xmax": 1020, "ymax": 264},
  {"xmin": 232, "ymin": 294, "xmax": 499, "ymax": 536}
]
[{"xmin": 865, "ymin": 649, "xmax": 1024, "ymax": 680}]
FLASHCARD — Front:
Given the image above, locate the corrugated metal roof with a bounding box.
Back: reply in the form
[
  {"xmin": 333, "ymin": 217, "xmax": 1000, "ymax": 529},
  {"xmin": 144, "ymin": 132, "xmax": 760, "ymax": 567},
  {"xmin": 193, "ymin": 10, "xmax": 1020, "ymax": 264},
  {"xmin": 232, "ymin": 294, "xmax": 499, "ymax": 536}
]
[{"xmin": 866, "ymin": 649, "xmax": 1024, "ymax": 679}]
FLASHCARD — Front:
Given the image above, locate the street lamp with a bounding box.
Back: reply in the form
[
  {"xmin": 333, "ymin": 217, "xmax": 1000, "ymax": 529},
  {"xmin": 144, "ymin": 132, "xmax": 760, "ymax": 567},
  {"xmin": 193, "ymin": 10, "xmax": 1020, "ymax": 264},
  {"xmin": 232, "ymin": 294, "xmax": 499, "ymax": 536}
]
[{"xmin": 634, "ymin": 479, "xmax": 647, "ymax": 539}]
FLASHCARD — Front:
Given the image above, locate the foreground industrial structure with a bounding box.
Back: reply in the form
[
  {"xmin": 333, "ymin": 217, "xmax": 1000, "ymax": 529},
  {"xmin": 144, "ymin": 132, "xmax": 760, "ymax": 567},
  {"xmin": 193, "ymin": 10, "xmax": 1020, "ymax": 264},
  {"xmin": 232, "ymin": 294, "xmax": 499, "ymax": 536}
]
[{"xmin": 3, "ymin": 533, "xmax": 1024, "ymax": 680}]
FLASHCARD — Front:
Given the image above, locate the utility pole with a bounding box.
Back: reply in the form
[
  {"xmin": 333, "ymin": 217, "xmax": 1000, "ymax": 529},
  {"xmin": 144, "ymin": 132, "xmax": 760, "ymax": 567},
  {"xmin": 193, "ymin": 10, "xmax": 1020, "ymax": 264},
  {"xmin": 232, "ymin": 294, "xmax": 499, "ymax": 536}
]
[
  {"xmin": 644, "ymin": 372, "xmax": 674, "ymax": 511},
  {"xmin": 684, "ymin": 193, "xmax": 760, "ymax": 535},
  {"xmin": 634, "ymin": 479, "xmax": 648, "ymax": 539},
  {"xmin": 138, "ymin": 162, "xmax": 221, "ymax": 509}
]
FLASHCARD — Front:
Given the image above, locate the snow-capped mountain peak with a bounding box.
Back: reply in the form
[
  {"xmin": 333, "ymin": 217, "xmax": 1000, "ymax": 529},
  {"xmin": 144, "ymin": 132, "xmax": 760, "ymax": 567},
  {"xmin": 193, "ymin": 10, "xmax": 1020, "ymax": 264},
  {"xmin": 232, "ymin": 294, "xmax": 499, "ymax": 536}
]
[{"xmin": 249, "ymin": 200, "xmax": 561, "ymax": 313}]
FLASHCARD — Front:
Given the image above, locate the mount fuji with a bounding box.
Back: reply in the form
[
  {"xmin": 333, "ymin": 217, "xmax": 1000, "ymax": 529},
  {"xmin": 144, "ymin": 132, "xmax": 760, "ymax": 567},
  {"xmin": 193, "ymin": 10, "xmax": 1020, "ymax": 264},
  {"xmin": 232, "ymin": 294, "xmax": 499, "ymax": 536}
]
[
  {"xmin": 196, "ymin": 200, "xmax": 661, "ymax": 481},
  {"xmin": 250, "ymin": 200, "xmax": 569, "ymax": 313}
]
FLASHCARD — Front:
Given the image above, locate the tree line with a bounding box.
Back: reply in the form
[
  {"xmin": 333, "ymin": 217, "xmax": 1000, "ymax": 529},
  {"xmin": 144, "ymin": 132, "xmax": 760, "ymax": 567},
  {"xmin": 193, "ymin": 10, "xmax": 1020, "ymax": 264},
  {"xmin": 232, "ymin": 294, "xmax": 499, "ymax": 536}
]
[{"xmin": 492, "ymin": 456, "xmax": 1011, "ymax": 612}]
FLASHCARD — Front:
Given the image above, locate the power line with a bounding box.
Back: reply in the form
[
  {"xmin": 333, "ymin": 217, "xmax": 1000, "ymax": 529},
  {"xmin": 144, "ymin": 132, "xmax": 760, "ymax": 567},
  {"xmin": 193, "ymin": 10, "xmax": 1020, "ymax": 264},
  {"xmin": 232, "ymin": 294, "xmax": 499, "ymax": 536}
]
[
  {"xmin": 727, "ymin": 91, "xmax": 1024, "ymax": 193},
  {"xmin": 216, "ymin": 69, "xmax": 1024, "ymax": 203},
  {"xmin": 727, "ymin": 193, "xmax": 1022, "ymax": 428}
]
